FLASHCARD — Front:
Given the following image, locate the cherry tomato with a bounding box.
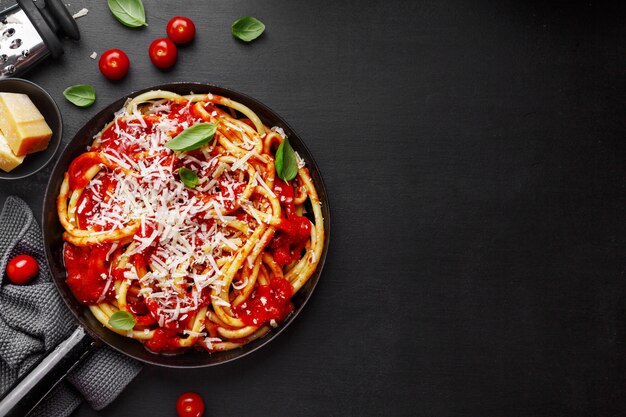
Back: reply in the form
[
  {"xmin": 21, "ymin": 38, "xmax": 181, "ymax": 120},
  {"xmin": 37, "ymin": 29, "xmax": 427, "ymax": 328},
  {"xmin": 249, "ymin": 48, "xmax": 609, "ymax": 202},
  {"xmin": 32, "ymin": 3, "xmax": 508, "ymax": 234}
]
[
  {"xmin": 176, "ymin": 392, "xmax": 204, "ymax": 417},
  {"xmin": 6, "ymin": 254, "xmax": 39, "ymax": 285},
  {"xmin": 149, "ymin": 38, "xmax": 177, "ymax": 69},
  {"xmin": 166, "ymin": 16, "xmax": 196, "ymax": 44},
  {"xmin": 98, "ymin": 48, "xmax": 130, "ymax": 80}
]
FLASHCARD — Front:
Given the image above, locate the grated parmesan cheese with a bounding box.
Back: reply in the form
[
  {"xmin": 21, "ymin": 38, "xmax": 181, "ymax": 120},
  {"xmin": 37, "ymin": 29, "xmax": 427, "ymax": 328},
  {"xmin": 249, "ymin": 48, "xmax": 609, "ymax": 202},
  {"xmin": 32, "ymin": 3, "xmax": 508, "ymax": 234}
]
[
  {"xmin": 271, "ymin": 126, "xmax": 287, "ymax": 139},
  {"xmin": 72, "ymin": 8, "xmax": 88, "ymax": 19}
]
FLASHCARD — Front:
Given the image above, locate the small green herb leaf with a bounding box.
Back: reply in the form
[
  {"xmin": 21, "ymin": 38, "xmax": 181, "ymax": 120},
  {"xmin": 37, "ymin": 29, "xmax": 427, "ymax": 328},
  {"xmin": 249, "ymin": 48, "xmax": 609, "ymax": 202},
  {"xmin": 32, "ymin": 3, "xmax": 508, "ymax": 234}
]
[
  {"xmin": 165, "ymin": 122, "xmax": 218, "ymax": 152},
  {"xmin": 108, "ymin": 310, "xmax": 136, "ymax": 331},
  {"xmin": 63, "ymin": 84, "xmax": 96, "ymax": 107},
  {"xmin": 107, "ymin": 0, "xmax": 147, "ymax": 28},
  {"xmin": 179, "ymin": 167, "xmax": 199, "ymax": 188},
  {"xmin": 275, "ymin": 138, "xmax": 298, "ymax": 181},
  {"xmin": 231, "ymin": 16, "xmax": 265, "ymax": 42}
]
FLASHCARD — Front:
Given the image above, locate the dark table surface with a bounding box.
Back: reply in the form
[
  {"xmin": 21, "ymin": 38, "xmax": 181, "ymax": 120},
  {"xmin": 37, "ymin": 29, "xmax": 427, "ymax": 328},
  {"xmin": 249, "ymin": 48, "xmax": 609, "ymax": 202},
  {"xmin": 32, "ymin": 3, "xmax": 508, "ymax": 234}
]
[{"xmin": 1, "ymin": 0, "xmax": 625, "ymax": 416}]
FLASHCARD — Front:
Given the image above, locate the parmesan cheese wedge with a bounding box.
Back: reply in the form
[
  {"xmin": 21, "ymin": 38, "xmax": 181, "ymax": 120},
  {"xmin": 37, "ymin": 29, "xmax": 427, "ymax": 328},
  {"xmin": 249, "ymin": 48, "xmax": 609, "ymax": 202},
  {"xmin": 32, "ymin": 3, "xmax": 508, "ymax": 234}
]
[
  {"xmin": 0, "ymin": 93, "xmax": 52, "ymax": 156},
  {"xmin": 0, "ymin": 131, "xmax": 24, "ymax": 172}
]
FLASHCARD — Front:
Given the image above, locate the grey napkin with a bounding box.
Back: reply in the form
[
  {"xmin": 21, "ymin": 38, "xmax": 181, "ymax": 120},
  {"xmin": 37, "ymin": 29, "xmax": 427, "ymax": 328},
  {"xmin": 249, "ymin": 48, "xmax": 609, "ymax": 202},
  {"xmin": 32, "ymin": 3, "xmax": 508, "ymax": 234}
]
[{"xmin": 0, "ymin": 196, "xmax": 142, "ymax": 416}]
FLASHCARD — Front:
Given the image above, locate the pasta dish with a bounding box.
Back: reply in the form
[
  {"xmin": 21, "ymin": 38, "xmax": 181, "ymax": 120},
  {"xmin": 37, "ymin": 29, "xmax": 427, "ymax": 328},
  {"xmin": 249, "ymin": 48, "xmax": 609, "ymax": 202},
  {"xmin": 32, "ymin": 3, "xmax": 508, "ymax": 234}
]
[{"xmin": 57, "ymin": 90, "xmax": 324, "ymax": 353}]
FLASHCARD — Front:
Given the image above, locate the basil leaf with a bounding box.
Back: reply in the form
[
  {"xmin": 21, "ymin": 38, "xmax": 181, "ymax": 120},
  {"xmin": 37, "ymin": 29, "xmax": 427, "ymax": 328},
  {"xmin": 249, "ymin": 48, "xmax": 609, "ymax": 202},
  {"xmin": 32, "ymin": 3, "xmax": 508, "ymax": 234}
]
[
  {"xmin": 165, "ymin": 122, "xmax": 218, "ymax": 151},
  {"xmin": 108, "ymin": 310, "xmax": 136, "ymax": 331},
  {"xmin": 107, "ymin": 0, "xmax": 147, "ymax": 28},
  {"xmin": 63, "ymin": 84, "xmax": 96, "ymax": 107},
  {"xmin": 275, "ymin": 138, "xmax": 298, "ymax": 181},
  {"xmin": 231, "ymin": 16, "xmax": 265, "ymax": 42},
  {"xmin": 179, "ymin": 167, "xmax": 198, "ymax": 188}
]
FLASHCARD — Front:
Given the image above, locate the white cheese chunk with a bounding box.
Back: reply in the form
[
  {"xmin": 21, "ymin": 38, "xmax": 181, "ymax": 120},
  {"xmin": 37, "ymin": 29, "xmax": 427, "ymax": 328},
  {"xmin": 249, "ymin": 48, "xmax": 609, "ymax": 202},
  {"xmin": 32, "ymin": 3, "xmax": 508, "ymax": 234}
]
[
  {"xmin": 0, "ymin": 93, "xmax": 52, "ymax": 156},
  {"xmin": 0, "ymin": 131, "xmax": 24, "ymax": 172}
]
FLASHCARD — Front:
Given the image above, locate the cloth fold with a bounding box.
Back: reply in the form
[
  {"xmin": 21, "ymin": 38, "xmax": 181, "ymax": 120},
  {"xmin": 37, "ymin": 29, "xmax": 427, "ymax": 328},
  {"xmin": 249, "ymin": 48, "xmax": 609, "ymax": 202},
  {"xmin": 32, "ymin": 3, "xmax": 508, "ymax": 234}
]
[{"xmin": 0, "ymin": 196, "xmax": 142, "ymax": 416}]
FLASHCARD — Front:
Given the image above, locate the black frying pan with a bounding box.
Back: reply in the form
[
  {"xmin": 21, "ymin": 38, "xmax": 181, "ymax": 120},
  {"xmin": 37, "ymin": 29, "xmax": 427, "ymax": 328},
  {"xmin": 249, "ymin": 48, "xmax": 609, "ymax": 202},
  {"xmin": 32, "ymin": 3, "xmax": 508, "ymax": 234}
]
[{"xmin": 0, "ymin": 83, "xmax": 330, "ymax": 416}]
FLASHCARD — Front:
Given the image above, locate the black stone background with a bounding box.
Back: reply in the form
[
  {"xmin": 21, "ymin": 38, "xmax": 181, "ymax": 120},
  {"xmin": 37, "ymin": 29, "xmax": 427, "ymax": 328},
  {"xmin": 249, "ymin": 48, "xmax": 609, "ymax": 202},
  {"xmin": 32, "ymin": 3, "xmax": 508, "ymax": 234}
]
[{"xmin": 0, "ymin": 0, "xmax": 625, "ymax": 416}]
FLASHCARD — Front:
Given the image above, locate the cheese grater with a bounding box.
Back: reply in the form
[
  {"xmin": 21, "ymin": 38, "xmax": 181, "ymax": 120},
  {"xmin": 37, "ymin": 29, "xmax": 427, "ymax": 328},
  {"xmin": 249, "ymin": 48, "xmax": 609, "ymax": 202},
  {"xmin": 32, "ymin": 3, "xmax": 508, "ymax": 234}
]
[{"xmin": 0, "ymin": 0, "xmax": 79, "ymax": 79}]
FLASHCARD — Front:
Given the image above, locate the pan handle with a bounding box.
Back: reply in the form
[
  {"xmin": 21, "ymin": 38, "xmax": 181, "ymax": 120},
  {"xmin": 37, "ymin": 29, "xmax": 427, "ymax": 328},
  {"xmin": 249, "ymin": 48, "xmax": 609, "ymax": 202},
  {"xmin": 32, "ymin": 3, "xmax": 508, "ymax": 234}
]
[{"xmin": 0, "ymin": 326, "xmax": 96, "ymax": 417}]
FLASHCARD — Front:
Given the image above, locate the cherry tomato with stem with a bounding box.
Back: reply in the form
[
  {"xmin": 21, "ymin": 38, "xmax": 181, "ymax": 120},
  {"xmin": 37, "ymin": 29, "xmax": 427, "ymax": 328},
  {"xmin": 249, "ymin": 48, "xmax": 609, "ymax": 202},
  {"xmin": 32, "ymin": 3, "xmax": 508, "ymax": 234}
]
[
  {"xmin": 176, "ymin": 392, "xmax": 204, "ymax": 417},
  {"xmin": 167, "ymin": 16, "xmax": 196, "ymax": 44},
  {"xmin": 149, "ymin": 38, "xmax": 177, "ymax": 69},
  {"xmin": 98, "ymin": 48, "xmax": 130, "ymax": 80},
  {"xmin": 6, "ymin": 254, "xmax": 39, "ymax": 285}
]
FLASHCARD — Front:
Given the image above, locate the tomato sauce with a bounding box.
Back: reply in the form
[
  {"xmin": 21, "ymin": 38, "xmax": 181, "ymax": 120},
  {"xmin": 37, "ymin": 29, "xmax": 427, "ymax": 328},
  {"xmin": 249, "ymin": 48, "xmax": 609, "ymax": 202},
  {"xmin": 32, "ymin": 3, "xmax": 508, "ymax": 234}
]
[
  {"xmin": 68, "ymin": 153, "xmax": 102, "ymax": 190},
  {"xmin": 64, "ymin": 243, "xmax": 116, "ymax": 304},
  {"xmin": 95, "ymin": 122, "xmax": 136, "ymax": 155},
  {"xmin": 215, "ymin": 177, "xmax": 246, "ymax": 212},
  {"xmin": 75, "ymin": 174, "xmax": 118, "ymax": 230},
  {"xmin": 142, "ymin": 296, "xmax": 197, "ymax": 331},
  {"xmin": 233, "ymin": 278, "xmax": 294, "ymax": 326},
  {"xmin": 269, "ymin": 179, "xmax": 312, "ymax": 266},
  {"xmin": 163, "ymin": 102, "xmax": 202, "ymax": 136},
  {"xmin": 144, "ymin": 329, "xmax": 182, "ymax": 353},
  {"xmin": 93, "ymin": 118, "xmax": 159, "ymax": 156},
  {"xmin": 126, "ymin": 289, "xmax": 156, "ymax": 326}
]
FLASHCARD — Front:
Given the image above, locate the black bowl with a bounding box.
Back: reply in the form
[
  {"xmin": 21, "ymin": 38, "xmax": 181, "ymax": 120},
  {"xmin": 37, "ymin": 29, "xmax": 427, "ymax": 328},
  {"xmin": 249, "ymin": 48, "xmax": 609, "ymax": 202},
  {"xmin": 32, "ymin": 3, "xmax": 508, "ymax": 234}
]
[
  {"xmin": 0, "ymin": 78, "xmax": 62, "ymax": 180},
  {"xmin": 42, "ymin": 83, "xmax": 330, "ymax": 367}
]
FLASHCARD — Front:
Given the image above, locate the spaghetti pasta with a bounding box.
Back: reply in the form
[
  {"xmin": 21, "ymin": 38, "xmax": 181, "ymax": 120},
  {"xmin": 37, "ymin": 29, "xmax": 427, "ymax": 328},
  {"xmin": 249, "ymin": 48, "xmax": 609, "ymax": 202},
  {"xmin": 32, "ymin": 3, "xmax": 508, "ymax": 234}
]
[{"xmin": 57, "ymin": 90, "xmax": 324, "ymax": 354}]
